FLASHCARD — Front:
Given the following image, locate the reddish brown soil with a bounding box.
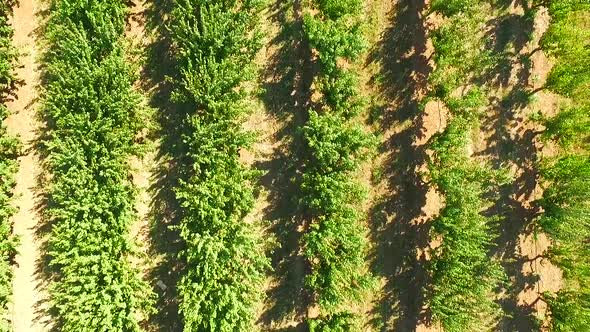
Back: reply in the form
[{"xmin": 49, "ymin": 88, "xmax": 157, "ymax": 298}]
[
  {"xmin": 517, "ymin": 7, "xmax": 562, "ymax": 330},
  {"xmin": 5, "ymin": 0, "xmax": 52, "ymax": 331},
  {"xmin": 254, "ymin": 0, "xmax": 311, "ymax": 329},
  {"xmin": 473, "ymin": 2, "xmax": 562, "ymax": 331}
]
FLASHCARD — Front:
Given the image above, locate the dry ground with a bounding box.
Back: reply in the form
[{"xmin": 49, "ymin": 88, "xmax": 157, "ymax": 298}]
[{"xmin": 6, "ymin": 0, "xmax": 52, "ymax": 331}]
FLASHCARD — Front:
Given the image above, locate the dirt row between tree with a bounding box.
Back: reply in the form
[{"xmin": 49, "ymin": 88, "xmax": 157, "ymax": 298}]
[
  {"xmin": 127, "ymin": 0, "xmax": 155, "ymax": 282},
  {"xmin": 6, "ymin": 0, "xmax": 52, "ymax": 330},
  {"xmin": 125, "ymin": 1, "xmax": 175, "ymax": 331},
  {"xmin": 473, "ymin": 3, "xmax": 562, "ymax": 330},
  {"xmin": 252, "ymin": 0, "xmax": 313, "ymax": 329},
  {"xmin": 365, "ymin": 0, "xmax": 443, "ymax": 330}
]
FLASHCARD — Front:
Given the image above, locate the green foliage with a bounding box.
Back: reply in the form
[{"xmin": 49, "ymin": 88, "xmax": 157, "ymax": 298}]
[
  {"xmin": 308, "ymin": 312, "xmax": 357, "ymax": 331},
  {"xmin": 303, "ymin": 14, "xmax": 366, "ymax": 73},
  {"xmin": 427, "ymin": 117, "xmax": 505, "ymax": 332},
  {"xmin": 301, "ymin": 0, "xmax": 373, "ymax": 324},
  {"xmin": 316, "ymin": 68, "xmax": 364, "ymax": 117},
  {"xmin": 445, "ymin": 87, "xmax": 486, "ymax": 117},
  {"xmin": 541, "ymin": 1, "xmax": 590, "ymax": 98},
  {"xmin": 168, "ymin": 0, "xmax": 263, "ymax": 114},
  {"xmin": 540, "ymin": 156, "xmax": 590, "ymax": 269},
  {"xmin": 0, "ymin": 1, "xmax": 15, "ymax": 17},
  {"xmin": 0, "ymin": 3, "xmax": 17, "ymax": 100},
  {"xmin": 302, "ymin": 111, "xmax": 372, "ymax": 176},
  {"xmin": 545, "ymin": 290, "xmax": 590, "ymax": 332},
  {"xmin": 538, "ymin": 2, "xmax": 590, "ymax": 330},
  {"xmin": 42, "ymin": 1, "xmax": 153, "ymax": 330},
  {"xmin": 0, "ymin": 1, "xmax": 18, "ymax": 330},
  {"xmin": 300, "ymin": 114, "xmax": 373, "ymax": 305},
  {"xmin": 541, "ymin": 105, "xmax": 589, "ymax": 150},
  {"xmin": 166, "ymin": 0, "xmax": 269, "ymax": 330},
  {"xmin": 430, "ymin": 14, "xmax": 491, "ymax": 99},
  {"xmin": 317, "ymin": 0, "xmax": 362, "ymax": 19},
  {"xmin": 538, "ymin": 153, "xmax": 590, "ymax": 330},
  {"xmin": 425, "ymin": 1, "xmax": 507, "ymax": 330},
  {"xmin": 430, "ymin": 0, "xmax": 481, "ymax": 16}
]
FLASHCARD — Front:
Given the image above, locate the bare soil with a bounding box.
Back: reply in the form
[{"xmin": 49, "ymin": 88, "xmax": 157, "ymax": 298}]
[
  {"xmin": 126, "ymin": 0, "xmax": 166, "ymax": 329},
  {"xmin": 5, "ymin": 0, "xmax": 52, "ymax": 331},
  {"xmin": 254, "ymin": 0, "xmax": 313, "ymax": 329},
  {"xmin": 127, "ymin": 0, "xmax": 154, "ymax": 273},
  {"xmin": 518, "ymin": 7, "xmax": 562, "ymax": 331},
  {"xmin": 473, "ymin": 2, "xmax": 562, "ymax": 331},
  {"xmin": 365, "ymin": 0, "xmax": 446, "ymax": 330}
]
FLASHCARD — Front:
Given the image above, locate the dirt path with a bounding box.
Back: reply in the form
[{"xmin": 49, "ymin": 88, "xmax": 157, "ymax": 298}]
[
  {"xmin": 127, "ymin": 0, "xmax": 152, "ymax": 266},
  {"xmin": 365, "ymin": 0, "xmax": 444, "ymax": 330},
  {"xmin": 125, "ymin": 0, "xmax": 162, "ymax": 328},
  {"xmin": 517, "ymin": 7, "xmax": 561, "ymax": 330},
  {"xmin": 473, "ymin": 2, "xmax": 562, "ymax": 330},
  {"xmin": 5, "ymin": 0, "xmax": 52, "ymax": 331},
  {"xmin": 254, "ymin": 0, "xmax": 315, "ymax": 329}
]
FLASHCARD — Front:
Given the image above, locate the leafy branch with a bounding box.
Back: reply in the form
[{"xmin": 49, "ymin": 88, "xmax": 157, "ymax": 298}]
[
  {"xmin": 0, "ymin": 1, "xmax": 19, "ymax": 330},
  {"xmin": 165, "ymin": 0, "xmax": 269, "ymax": 330},
  {"xmin": 41, "ymin": 1, "xmax": 154, "ymax": 330},
  {"xmin": 300, "ymin": 0, "xmax": 375, "ymax": 327},
  {"xmin": 536, "ymin": 1, "xmax": 590, "ymax": 330}
]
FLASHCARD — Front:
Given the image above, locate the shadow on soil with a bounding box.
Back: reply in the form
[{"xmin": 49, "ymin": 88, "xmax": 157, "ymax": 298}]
[
  {"xmin": 141, "ymin": 0, "xmax": 186, "ymax": 330},
  {"xmin": 30, "ymin": 6, "xmax": 66, "ymax": 331},
  {"xmin": 477, "ymin": 2, "xmax": 544, "ymax": 330},
  {"xmin": 366, "ymin": 0, "xmax": 433, "ymax": 330},
  {"xmin": 255, "ymin": 0, "xmax": 314, "ymax": 330}
]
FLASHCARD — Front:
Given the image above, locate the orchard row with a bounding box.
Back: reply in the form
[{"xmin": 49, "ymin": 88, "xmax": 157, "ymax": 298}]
[{"xmin": 0, "ymin": 0, "xmax": 587, "ymax": 331}]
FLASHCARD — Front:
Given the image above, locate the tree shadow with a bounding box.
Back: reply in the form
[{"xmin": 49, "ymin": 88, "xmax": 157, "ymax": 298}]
[
  {"xmin": 366, "ymin": 0, "xmax": 433, "ymax": 330},
  {"xmin": 479, "ymin": 104, "xmax": 543, "ymax": 331},
  {"xmin": 141, "ymin": 0, "xmax": 186, "ymax": 330},
  {"xmin": 32, "ymin": 130, "xmax": 60, "ymax": 332},
  {"xmin": 476, "ymin": 2, "xmax": 543, "ymax": 330},
  {"xmin": 27, "ymin": 5, "xmax": 59, "ymax": 331},
  {"xmin": 255, "ymin": 0, "xmax": 315, "ymax": 329},
  {"xmin": 483, "ymin": 11, "xmax": 535, "ymax": 88}
]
